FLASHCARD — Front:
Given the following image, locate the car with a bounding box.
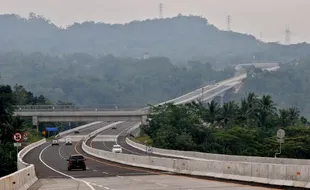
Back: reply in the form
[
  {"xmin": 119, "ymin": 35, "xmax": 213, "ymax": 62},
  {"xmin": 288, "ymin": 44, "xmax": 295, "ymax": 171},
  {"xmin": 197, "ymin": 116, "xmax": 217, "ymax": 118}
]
[
  {"xmin": 51, "ymin": 139, "xmax": 59, "ymax": 146},
  {"xmin": 112, "ymin": 126, "xmax": 117, "ymax": 129},
  {"xmin": 67, "ymin": 155, "xmax": 86, "ymax": 171},
  {"xmin": 112, "ymin": 145, "xmax": 122, "ymax": 153},
  {"xmin": 74, "ymin": 130, "xmax": 79, "ymax": 134},
  {"xmin": 65, "ymin": 138, "xmax": 72, "ymax": 145}
]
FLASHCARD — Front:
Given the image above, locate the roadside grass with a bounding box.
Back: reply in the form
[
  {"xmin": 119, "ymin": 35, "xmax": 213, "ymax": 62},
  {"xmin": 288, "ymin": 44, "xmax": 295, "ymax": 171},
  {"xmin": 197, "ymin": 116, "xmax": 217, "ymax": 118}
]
[{"xmin": 133, "ymin": 135, "xmax": 153, "ymax": 146}]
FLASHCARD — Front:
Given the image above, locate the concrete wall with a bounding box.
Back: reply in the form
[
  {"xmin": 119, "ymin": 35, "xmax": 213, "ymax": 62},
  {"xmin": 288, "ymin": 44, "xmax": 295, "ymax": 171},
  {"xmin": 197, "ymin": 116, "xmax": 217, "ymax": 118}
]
[
  {"xmin": 0, "ymin": 165, "xmax": 38, "ymax": 190},
  {"xmin": 126, "ymin": 123, "xmax": 141, "ymax": 137},
  {"xmin": 18, "ymin": 139, "xmax": 46, "ymax": 170},
  {"xmin": 0, "ymin": 138, "xmax": 46, "ymax": 190},
  {"xmin": 126, "ymin": 138, "xmax": 310, "ymax": 166},
  {"xmin": 83, "ymin": 133, "xmax": 310, "ymax": 188}
]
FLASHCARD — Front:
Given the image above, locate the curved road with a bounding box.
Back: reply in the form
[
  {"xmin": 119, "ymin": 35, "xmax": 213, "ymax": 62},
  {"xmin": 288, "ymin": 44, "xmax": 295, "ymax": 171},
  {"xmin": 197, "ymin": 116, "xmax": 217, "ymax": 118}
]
[
  {"xmin": 89, "ymin": 121, "xmax": 181, "ymax": 158},
  {"xmin": 25, "ymin": 122, "xmax": 281, "ymax": 190}
]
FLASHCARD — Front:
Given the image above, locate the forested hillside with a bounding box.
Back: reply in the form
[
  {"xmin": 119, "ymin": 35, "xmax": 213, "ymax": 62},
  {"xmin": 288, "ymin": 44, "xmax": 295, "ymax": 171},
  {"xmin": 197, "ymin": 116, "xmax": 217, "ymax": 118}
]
[
  {"xmin": 0, "ymin": 53, "xmax": 234, "ymax": 106},
  {"xmin": 231, "ymin": 59, "xmax": 310, "ymax": 118},
  {"xmin": 1, "ymin": 13, "xmax": 310, "ymax": 66}
]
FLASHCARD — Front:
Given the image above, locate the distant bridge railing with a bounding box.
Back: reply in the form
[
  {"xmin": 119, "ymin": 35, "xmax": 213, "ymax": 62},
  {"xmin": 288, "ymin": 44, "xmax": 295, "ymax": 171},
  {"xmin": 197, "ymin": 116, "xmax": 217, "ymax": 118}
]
[{"xmin": 14, "ymin": 105, "xmax": 145, "ymax": 112}]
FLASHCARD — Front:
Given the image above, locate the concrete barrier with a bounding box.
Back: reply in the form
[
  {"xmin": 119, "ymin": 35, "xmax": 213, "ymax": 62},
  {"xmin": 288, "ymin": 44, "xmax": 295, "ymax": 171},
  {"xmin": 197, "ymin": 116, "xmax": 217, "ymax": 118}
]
[
  {"xmin": 0, "ymin": 165, "xmax": 37, "ymax": 190},
  {"xmin": 0, "ymin": 138, "xmax": 46, "ymax": 190},
  {"xmin": 57, "ymin": 121, "xmax": 102, "ymax": 137},
  {"xmin": 126, "ymin": 137, "xmax": 310, "ymax": 165},
  {"xmin": 18, "ymin": 139, "xmax": 46, "ymax": 170},
  {"xmin": 83, "ymin": 137, "xmax": 310, "ymax": 188},
  {"xmin": 126, "ymin": 122, "xmax": 141, "ymax": 137}
]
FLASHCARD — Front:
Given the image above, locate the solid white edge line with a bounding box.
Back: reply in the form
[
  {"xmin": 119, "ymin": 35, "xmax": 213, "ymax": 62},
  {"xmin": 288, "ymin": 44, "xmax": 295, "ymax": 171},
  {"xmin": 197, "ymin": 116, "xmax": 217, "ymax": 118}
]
[
  {"xmin": 115, "ymin": 122, "xmax": 142, "ymax": 155},
  {"xmin": 39, "ymin": 143, "xmax": 95, "ymax": 190}
]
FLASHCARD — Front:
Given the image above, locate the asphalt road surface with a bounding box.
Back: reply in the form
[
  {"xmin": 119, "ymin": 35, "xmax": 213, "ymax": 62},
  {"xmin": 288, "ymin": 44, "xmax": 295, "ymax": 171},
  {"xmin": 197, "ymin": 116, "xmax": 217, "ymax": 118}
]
[
  {"xmin": 89, "ymin": 121, "xmax": 187, "ymax": 159},
  {"xmin": 24, "ymin": 121, "xmax": 284, "ymax": 190}
]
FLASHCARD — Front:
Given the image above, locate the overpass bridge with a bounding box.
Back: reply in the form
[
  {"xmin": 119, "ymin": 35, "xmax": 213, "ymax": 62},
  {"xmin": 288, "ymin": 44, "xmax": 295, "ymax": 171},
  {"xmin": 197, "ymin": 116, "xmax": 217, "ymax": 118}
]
[
  {"xmin": 13, "ymin": 73, "xmax": 247, "ymax": 130},
  {"xmin": 235, "ymin": 62, "xmax": 280, "ymax": 72},
  {"xmin": 13, "ymin": 105, "xmax": 148, "ymax": 131}
]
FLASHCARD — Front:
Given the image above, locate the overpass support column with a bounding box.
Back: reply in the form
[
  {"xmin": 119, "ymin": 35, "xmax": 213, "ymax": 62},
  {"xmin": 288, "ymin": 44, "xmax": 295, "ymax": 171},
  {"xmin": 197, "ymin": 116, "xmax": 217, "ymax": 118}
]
[
  {"xmin": 219, "ymin": 93, "xmax": 225, "ymax": 107},
  {"xmin": 141, "ymin": 115, "xmax": 147, "ymax": 125},
  {"xmin": 32, "ymin": 116, "xmax": 38, "ymax": 132}
]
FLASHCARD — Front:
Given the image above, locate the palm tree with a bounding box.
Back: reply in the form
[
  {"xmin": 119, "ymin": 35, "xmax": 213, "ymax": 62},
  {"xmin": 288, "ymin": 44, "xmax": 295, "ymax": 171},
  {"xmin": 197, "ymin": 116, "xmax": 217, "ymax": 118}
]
[
  {"xmin": 278, "ymin": 109, "xmax": 290, "ymax": 127},
  {"xmin": 288, "ymin": 107, "xmax": 300, "ymax": 126},
  {"xmin": 236, "ymin": 98, "xmax": 252, "ymax": 126},
  {"xmin": 256, "ymin": 95, "xmax": 276, "ymax": 130},
  {"xmin": 219, "ymin": 101, "xmax": 238, "ymax": 128},
  {"xmin": 203, "ymin": 100, "xmax": 221, "ymax": 124},
  {"xmin": 246, "ymin": 92, "xmax": 259, "ymax": 111}
]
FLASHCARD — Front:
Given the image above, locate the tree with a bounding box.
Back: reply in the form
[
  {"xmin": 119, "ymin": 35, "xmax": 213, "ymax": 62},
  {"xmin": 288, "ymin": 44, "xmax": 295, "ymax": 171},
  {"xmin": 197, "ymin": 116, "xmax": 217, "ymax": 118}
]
[{"xmin": 143, "ymin": 92, "xmax": 310, "ymax": 159}]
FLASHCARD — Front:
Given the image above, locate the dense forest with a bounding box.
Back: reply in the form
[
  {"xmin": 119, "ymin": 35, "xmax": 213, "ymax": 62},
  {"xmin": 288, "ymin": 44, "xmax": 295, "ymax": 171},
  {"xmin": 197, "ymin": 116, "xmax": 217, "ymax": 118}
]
[
  {"xmin": 0, "ymin": 84, "xmax": 49, "ymax": 177},
  {"xmin": 1, "ymin": 13, "xmax": 310, "ymax": 66},
  {"xmin": 232, "ymin": 59, "xmax": 310, "ymax": 118},
  {"xmin": 0, "ymin": 53, "xmax": 234, "ymax": 106},
  {"xmin": 142, "ymin": 93, "xmax": 310, "ymax": 158}
]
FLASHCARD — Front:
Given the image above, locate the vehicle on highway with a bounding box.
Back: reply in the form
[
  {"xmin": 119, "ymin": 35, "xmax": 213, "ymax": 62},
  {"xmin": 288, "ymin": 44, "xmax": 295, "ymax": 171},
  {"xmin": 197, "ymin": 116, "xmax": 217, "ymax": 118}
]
[
  {"xmin": 67, "ymin": 155, "xmax": 86, "ymax": 171},
  {"xmin": 51, "ymin": 139, "xmax": 59, "ymax": 146},
  {"xmin": 74, "ymin": 130, "xmax": 80, "ymax": 134},
  {"xmin": 112, "ymin": 126, "xmax": 117, "ymax": 129},
  {"xmin": 65, "ymin": 138, "xmax": 72, "ymax": 145},
  {"xmin": 112, "ymin": 145, "xmax": 122, "ymax": 153}
]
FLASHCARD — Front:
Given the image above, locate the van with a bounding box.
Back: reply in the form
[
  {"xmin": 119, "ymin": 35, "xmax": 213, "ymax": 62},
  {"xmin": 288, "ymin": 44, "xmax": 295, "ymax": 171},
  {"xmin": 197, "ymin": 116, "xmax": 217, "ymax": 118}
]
[{"xmin": 65, "ymin": 138, "xmax": 72, "ymax": 145}]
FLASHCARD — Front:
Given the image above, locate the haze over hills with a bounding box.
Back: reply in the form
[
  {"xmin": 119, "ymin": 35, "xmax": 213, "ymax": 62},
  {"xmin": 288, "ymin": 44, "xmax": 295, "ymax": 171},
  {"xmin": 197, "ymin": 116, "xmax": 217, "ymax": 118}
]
[{"xmin": 1, "ymin": 13, "xmax": 310, "ymax": 66}]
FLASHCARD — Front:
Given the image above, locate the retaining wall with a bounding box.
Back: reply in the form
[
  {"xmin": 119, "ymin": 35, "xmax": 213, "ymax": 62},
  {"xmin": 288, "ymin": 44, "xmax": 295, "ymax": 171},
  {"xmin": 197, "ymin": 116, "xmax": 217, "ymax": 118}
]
[{"xmin": 0, "ymin": 138, "xmax": 46, "ymax": 190}]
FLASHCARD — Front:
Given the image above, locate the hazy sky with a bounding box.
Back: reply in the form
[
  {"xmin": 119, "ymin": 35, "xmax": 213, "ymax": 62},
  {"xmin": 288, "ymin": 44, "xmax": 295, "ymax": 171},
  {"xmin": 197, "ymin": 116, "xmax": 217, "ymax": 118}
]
[{"xmin": 1, "ymin": 0, "xmax": 309, "ymax": 43}]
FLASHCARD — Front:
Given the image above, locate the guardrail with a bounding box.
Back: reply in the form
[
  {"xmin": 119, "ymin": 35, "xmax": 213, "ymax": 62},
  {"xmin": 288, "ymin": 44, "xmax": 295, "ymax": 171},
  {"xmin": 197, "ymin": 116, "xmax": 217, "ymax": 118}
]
[
  {"xmin": 14, "ymin": 105, "xmax": 144, "ymax": 112},
  {"xmin": 0, "ymin": 138, "xmax": 46, "ymax": 190},
  {"xmin": 82, "ymin": 126, "xmax": 310, "ymax": 188}
]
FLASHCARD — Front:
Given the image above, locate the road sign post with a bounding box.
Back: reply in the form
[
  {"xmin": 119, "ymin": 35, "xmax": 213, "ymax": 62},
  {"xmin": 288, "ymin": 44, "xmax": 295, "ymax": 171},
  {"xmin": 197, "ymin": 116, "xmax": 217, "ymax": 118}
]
[
  {"xmin": 275, "ymin": 129, "xmax": 285, "ymax": 158},
  {"xmin": 146, "ymin": 146, "xmax": 153, "ymax": 154},
  {"xmin": 13, "ymin": 132, "xmax": 23, "ymax": 167}
]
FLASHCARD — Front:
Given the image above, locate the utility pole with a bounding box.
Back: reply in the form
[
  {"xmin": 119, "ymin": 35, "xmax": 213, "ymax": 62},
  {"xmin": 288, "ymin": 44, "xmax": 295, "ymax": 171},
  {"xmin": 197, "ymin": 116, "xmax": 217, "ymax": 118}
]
[
  {"xmin": 227, "ymin": 15, "xmax": 231, "ymax": 31},
  {"xmin": 159, "ymin": 3, "xmax": 163, "ymax": 19},
  {"xmin": 260, "ymin": 32, "xmax": 263, "ymax": 41},
  {"xmin": 285, "ymin": 25, "xmax": 291, "ymax": 45}
]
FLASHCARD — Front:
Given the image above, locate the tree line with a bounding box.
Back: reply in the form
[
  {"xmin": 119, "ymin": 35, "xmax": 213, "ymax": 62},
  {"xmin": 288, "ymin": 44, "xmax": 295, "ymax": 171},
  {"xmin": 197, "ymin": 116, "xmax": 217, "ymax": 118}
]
[
  {"xmin": 0, "ymin": 52, "xmax": 234, "ymax": 106},
  {"xmin": 142, "ymin": 92, "xmax": 310, "ymax": 159},
  {"xmin": 0, "ymin": 84, "xmax": 51, "ymax": 176},
  {"xmin": 0, "ymin": 84, "xmax": 76, "ymax": 177},
  {"xmin": 234, "ymin": 59, "xmax": 310, "ymax": 118}
]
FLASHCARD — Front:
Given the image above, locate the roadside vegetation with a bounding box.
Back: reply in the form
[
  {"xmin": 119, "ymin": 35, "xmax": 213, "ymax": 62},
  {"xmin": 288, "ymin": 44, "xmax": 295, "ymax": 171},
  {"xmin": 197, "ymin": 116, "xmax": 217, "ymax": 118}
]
[
  {"xmin": 142, "ymin": 93, "xmax": 310, "ymax": 159},
  {"xmin": 0, "ymin": 84, "xmax": 49, "ymax": 176},
  {"xmin": 233, "ymin": 59, "xmax": 310, "ymax": 118}
]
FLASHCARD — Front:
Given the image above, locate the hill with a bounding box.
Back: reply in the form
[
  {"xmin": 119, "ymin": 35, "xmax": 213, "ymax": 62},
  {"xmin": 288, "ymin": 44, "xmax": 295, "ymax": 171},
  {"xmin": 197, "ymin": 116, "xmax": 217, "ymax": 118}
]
[
  {"xmin": 0, "ymin": 53, "xmax": 234, "ymax": 106},
  {"xmin": 1, "ymin": 13, "xmax": 310, "ymax": 66},
  {"xmin": 230, "ymin": 59, "xmax": 310, "ymax": 118}
]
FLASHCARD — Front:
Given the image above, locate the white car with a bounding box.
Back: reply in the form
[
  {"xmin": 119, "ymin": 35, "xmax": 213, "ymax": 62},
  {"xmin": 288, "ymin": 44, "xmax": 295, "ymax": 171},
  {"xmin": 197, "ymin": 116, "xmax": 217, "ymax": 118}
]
[
  {"xmin": 112, "ymin": 145, "xmax": 122, "ymax": 153},
  {"xmin": 65, "ymin": 138, "xmax": 72, "ymax": 145},
  {"xmin": 52, "ymin": 140, "xmax": 59, "ymax": 146}
]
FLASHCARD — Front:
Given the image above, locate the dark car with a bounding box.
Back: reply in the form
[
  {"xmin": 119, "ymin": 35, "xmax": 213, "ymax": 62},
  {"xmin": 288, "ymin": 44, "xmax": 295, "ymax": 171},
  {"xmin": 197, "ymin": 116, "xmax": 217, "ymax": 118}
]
[
  {"xmin": 112, "ymin": 126, "xmax": 117, "ymax": 129},
  {"xmin": 74, "ymin": 130, "xmax": 80, "ymax": 134},
  {"xmin": 67, "ymin": 155, "xmax": 86, "ymax": 171}
]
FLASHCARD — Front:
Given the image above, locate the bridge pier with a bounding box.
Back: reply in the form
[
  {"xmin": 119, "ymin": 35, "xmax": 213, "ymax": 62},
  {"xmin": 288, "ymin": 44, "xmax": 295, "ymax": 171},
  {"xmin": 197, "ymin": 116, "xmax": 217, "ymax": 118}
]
[
  {"xmin": 141, "ymin": 115, "xmax": 147, "ymax": 125},
  {"xmin": 32, "ymin": 116, "xmax": 39, "ymax": 132}
]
